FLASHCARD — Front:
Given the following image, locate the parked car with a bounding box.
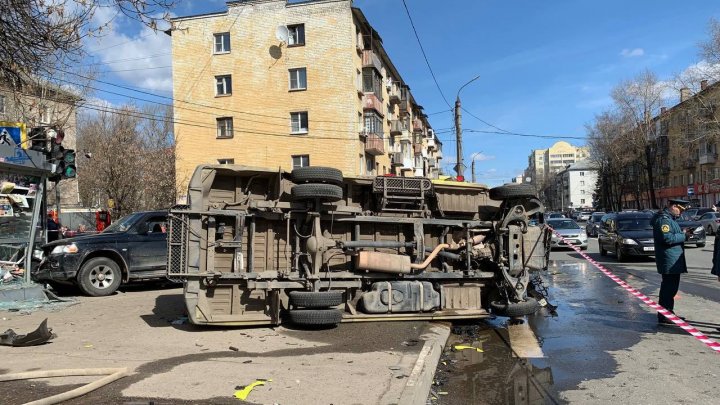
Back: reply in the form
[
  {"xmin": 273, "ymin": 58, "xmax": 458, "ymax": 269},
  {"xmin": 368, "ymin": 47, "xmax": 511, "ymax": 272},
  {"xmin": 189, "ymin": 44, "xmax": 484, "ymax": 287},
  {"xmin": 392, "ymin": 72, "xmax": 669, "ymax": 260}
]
[
  {"xmin": 696, "ymin": 212, "xmax": 720, "ymax": 235},
  {"xmin": 577, "ymin": 211, "xmax": 592, "ymax": 221},
  {"xmin": 547, "ymin": 212, "xmax": 566, "ymax": 219},
  {"xmin": 683, "ymin": 207, "xmax": 714, "ymax": 221},
  {"xmin": 585, "ymin": 212, "xmax": 606, "ymax": 237},
  {"xmin": 33, "ymin": 210, "xmax": 169, "ymax": 296},
  {"xmin": 598, "ymin": 211, "xmax": 655, "ymax": 261},
  {"xmin": 547, "ymin": 218, "xmax": 588, "ymax": 250},
  {"xmin": 676, "ymin": 216, "xmax": 707, "ymax": 247}
]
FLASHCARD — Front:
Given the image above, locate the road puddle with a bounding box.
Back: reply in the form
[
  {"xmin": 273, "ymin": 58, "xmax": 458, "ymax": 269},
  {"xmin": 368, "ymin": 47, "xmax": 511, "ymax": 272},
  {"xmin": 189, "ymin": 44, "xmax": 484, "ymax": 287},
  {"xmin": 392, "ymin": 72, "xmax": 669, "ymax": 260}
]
[{"xmin": 429, "ymin": 321, "xmax": 560, "ymax": 405}]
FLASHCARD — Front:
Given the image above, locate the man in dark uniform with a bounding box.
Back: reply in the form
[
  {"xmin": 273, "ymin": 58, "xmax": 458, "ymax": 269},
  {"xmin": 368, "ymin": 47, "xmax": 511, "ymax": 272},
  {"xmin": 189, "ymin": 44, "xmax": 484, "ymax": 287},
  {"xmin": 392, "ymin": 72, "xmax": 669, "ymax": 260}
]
[{"xmin": 651, "ymin": 198, "xmax": 690, "ymax": 324}]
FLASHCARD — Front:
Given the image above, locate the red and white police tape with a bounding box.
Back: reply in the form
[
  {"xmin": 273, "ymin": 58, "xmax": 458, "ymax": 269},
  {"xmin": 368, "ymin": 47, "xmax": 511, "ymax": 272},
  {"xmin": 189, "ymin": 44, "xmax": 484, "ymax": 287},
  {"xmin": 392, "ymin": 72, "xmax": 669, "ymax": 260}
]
[{"xmin": 546, "ymin": 225, "xmax": 720, "ymax": 354}]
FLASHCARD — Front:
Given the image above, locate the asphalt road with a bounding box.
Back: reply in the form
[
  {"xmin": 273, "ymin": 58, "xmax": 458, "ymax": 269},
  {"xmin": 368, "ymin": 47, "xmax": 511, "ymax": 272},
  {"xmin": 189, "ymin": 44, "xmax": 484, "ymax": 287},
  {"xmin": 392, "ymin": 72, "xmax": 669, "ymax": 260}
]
[{"xmin": 432, "ymin": 235, "xmax": 720, "ymax": 405}]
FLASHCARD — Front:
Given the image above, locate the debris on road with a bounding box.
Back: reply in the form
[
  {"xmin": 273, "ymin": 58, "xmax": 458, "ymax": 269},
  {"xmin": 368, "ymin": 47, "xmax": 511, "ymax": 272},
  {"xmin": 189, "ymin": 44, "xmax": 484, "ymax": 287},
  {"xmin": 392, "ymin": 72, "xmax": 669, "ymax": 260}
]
[
  {"xmin": 0, "ymin": 318, "xmax": 55, "ymax": 346},
  {"xmin": 234, "ymin": 378, "xmax": 272, "ymax": 401},
  {"xmin": 170, "ymin": 316, "xmax": 188, "ymax": 325},
  {"xmin": 453, "ymin": 345, "xmax": 484, "ymax": 353},
  {"xmin": 229, "ymin": 346, "xmax": 239, "ymax": 351}
]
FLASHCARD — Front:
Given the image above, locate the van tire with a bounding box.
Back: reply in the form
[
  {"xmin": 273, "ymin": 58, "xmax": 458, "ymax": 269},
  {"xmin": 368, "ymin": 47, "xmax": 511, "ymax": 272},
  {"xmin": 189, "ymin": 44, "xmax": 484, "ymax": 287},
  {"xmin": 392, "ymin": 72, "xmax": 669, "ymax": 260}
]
[
  {"xmin": 289, "ymin": 309, "xmax": 343, "ymax": 326},
  {"xmin": 490, "ymin": 297, "xmax": 539, "ymax": 317},
  {"xmin": 289, "ymin": 291, "xmax": 343, "ymax": 308},
  {"xmin": 291, "ymin": 166, "xmax": 343, "ymax": 186},
  {"xmin": 489, "ymin": 184, "xmax": 537, "ymax": 200},
  {"xmin": 292, "ymin": 183, "xmax": 343, "ymax": 202}
]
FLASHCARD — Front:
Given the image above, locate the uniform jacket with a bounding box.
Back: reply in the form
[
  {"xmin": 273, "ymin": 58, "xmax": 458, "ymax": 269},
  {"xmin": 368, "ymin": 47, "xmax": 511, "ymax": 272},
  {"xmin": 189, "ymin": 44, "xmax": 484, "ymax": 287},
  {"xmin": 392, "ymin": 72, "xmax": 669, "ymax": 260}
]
[
  {"xmin": 713, "ymin": 233, "xmax": 720, "ymax": 276},
  {"xmin": 651, "ymin": 209, "xmax": 688, "ymax": 275}
]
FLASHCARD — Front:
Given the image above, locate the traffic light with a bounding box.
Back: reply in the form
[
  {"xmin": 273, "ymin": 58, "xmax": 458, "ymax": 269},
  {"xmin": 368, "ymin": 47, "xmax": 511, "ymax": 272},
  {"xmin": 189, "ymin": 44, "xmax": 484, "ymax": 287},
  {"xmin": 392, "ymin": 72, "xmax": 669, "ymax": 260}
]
[{"xmin": 29, "ymin": 127, "xmax": 76, "ymax": 182}]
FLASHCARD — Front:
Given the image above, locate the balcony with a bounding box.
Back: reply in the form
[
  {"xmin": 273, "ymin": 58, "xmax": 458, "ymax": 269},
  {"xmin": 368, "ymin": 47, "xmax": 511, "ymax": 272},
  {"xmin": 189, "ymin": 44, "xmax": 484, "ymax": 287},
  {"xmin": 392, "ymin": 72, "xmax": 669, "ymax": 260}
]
[
  {"xmin": 412, "ymin": 119, "xmax": 424, "ymax": 132},
  {"xmin": 389, "ymin": 86, "xmax": 401, "ymax": 104},
  {"xmin": 365, "ymin": 133, "xmax": 385, "ymax": 156},
  {"xmin": 362, "ymin": 93, "xmax": 384, "ymax": 115},
  {"xmin": 362, "ymin": 49, "xmax": 382, "ymax": 72},
  {"xmin": 700, "ymin": 152, "xmax": 718, "ymax": 165},
  {"xmin": 426, "ymin": 138, "xmax": 437, "ymax": 150},
  {"xmin": 390, "ymin": 120, "xmax": 408, "ymax": 134},
  {"xmin": 391, "ymin": 152, "xmax": 403, "ymax": 166},
  {"xmin": 428, "ymin": 158, "xmax": 437, "ymax": 167},
  {"xmin": 413, "ymin": 143, "xmax": 423, "ymax": 155},
  {"xmin": 399, "ymin": 100, "xmax": 409, "ymax": 115}
]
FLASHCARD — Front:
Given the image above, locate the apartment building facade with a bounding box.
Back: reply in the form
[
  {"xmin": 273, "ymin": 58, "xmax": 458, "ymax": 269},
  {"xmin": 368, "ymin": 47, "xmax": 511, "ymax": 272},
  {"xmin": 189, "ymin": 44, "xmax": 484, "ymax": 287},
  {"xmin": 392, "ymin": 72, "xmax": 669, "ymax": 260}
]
[
  {"xmin": 525, "ymin": 141, "xmax": 589, "ymax": 185},
  {"xmin": 645, "ymin": 80, "xmax": 720, "ymax": 207},
  {"xmin": 551, "ymin": 160, "xmax": 598, "ymax": 211},
  {"xmin": 168, "ymin": 0, "xmax": 442, "ymax": 195}
]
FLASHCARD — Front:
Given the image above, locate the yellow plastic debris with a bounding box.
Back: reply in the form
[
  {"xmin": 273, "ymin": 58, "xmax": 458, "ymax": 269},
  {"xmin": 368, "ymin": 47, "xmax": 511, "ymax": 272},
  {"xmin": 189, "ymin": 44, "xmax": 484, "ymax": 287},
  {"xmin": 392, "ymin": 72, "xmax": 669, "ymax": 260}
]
[
  {"xmin": 234, "ymin": 379, "xmax": 272, "ymax": 401},
  {"xmin": 453, "ymin": 345, "xmax": 483, "ymax": 352}
]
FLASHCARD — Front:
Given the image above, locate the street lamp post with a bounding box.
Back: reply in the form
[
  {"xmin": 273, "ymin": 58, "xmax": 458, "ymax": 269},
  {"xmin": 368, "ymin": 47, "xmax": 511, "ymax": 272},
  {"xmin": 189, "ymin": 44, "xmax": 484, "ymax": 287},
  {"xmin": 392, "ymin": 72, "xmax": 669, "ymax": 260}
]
[
  {"xmin": 470, "ymin": 151, "xmax": 484, "ymax": 183},
  {"xmin": 454, "ymin": 75, "xmax": 481, "ymax": 181}
]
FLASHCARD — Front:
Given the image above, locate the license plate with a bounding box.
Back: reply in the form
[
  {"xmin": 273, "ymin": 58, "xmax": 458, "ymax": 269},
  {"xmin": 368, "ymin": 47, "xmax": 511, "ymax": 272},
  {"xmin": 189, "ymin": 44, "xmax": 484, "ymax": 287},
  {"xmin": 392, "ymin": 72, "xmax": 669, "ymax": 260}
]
[{"xmin": 643, "ymin": 246, "xmax": 655, "ymax": 252}]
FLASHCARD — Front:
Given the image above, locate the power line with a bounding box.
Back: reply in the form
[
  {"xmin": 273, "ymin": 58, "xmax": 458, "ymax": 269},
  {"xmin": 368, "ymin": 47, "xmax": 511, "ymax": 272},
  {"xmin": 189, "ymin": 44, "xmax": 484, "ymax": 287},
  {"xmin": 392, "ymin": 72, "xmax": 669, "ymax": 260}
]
[
  {"xmin": 465, "ymin": 129, "xmax": 586, "ymax": 140},
  {"xmin": 86, "ymin": 52, "xmax": 171, "ymax": 66},
  {"xmin": 400, "ymin": 0, "xmax": 452, "ymax": 109},
  {"xmin": 461, "ymin": 106, "xmax": 513, "ymax": 134},
  {"xmin": 101, "ymin": 65, "xmax": 171, "ymax": 73}
]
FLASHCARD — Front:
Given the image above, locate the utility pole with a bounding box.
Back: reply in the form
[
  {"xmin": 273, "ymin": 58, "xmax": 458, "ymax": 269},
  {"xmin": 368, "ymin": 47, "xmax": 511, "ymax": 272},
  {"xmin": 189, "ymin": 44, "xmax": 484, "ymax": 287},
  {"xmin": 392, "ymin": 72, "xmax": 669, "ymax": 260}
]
[
  {"xmin": 454, "ymin": 96, "xmax": 464, "ymax": 181},
  {"xmin": 471, "ymin": 159, "xmax": 476, "ymax": 183}
]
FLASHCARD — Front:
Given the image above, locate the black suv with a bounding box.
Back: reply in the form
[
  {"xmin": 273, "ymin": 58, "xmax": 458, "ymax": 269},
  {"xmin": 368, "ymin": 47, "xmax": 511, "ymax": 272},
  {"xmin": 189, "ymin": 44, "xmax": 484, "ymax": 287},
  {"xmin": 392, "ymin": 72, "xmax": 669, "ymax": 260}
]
[
  {"xmin": 33, "ymin": 210, "xmax": 168, "ymax": 296},
  {"xmin": 598, "ymin": 211, "xmax": 656, "ymax": 261}
]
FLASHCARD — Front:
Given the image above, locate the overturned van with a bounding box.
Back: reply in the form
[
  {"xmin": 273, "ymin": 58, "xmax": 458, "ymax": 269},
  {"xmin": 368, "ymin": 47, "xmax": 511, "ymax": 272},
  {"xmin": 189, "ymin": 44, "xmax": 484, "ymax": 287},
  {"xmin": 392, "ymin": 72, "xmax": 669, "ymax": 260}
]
[{"xmin": 167, "ymin": 165, "xmax": 550, "ymax": 327}]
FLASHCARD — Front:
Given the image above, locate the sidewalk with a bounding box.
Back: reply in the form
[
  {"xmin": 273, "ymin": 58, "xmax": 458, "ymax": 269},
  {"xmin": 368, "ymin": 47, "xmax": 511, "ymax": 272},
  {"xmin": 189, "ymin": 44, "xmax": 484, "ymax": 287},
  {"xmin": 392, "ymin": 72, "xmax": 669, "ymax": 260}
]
[{"xmin": 0, "ymin": 285, "xmax": 449, "ymax": 404}]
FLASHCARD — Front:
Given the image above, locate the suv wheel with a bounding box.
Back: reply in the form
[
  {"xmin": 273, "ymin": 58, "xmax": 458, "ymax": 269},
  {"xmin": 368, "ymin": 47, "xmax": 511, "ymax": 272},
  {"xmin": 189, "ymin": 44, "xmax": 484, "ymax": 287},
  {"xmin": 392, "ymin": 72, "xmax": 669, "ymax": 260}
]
[{"xmin": 77, "ymin": 257, "xmax": 122, "ymax": 297}]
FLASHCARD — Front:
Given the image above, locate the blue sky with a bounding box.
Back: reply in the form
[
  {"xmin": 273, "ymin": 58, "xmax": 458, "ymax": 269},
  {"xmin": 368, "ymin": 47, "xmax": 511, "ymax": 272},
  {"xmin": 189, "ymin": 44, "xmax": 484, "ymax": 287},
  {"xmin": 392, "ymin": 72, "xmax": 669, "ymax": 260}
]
[{"xmin": 81, "ymin": 0, "xmax": 720, "ymax": 186}]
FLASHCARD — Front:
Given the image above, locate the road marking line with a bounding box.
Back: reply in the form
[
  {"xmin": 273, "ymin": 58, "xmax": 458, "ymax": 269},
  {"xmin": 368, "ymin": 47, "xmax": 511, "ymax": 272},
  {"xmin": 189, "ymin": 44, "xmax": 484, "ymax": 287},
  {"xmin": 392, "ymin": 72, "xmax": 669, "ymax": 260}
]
[{"xmin": 547, "ymin": 226, "xmax": 720, "ymax": 354}]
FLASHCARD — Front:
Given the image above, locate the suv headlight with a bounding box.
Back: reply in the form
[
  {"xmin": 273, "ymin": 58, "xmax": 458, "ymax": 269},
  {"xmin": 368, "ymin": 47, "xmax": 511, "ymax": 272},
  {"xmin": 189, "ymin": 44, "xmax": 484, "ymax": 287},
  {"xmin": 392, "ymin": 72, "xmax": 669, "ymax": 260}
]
[
  {"xmin": 50, "ymin": 243, "xmax": 79, "ymax": 255},
  {"xmin": 622, "ymin": 238, "xmax": 638, "ymax": 245}
]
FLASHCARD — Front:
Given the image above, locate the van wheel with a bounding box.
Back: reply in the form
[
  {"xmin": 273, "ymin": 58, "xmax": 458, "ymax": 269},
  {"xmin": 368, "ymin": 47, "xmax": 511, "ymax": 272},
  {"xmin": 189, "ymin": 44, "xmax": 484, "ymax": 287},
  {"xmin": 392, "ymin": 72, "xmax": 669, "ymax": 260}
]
[
  {"xmin": 289, "ymin": 291, "xmax": 343, "ymax": 308},
  {"xmin": 490, "ymin": 298, "xmax": 539, "ymax": 317},
  {"xmin": 291, "ymin": 183, "xmax": 343, "ymax": 202},
  {"xmin": 77, "ymin": 257, "xmax": 121, "ymax": 297},
  {"xmin": 289, "ymin": 309, "xmax": 343, "ymax": 326},
  {"xmin": 291, "ymin": 166, "xmax": 343, "ymax": 186}
]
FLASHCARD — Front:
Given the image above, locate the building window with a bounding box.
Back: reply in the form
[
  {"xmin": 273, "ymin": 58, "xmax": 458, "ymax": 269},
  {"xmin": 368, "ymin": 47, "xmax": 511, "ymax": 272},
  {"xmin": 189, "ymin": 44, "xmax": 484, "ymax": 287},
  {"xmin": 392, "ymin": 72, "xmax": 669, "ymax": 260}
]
[
  {"xmin": 215, "ymin": 75, "xmax": 232, "ymax": 96},
  {"xmin": 289, "ymin": 68, "xmax": 307, "ymax": 90},
  {"xmin": 581, "ymin": 198, "xmax": 586, "ymax": 204},
  {"xmin": 288, "ymin": 24, "xmax": 305, "ymax": 46},
  {"xmin": 579, "ymin": 172, "xmax": 585, "ymax": 176},
  {"xmin": 292, "ymin": 155, "xmax": 309, "ymax": 169},
  {"xmin": 290, "ymin": 111, "xmax": 308, "ymax": 134},
  {"xmin": 216, "ymin": 117, "xmax": 233, "ymax": 138},
  {"xmin": 213, "ymin": 32, "xmax": 230, "ymax": 53},
  {"xmin": 580, "ymin": 180, "xmax": 585, "ymax": 186},
  {"xmin": 366, "ymin": 155, "xmax": 376, "ymax": 175},
  {"xmin": 218, "ymin": 158, "xmax": 234, "ymax": 164},
  {"xmin": 0, "ymin": 95, "xmax": 5, "ymax": 114},
  {"xmin": 580, "ymin": 190, "xmax": 585, "ymax": 195},
  {"xmin": 362, "ymin": 68, "xmax": 383, "ymax": 99}
]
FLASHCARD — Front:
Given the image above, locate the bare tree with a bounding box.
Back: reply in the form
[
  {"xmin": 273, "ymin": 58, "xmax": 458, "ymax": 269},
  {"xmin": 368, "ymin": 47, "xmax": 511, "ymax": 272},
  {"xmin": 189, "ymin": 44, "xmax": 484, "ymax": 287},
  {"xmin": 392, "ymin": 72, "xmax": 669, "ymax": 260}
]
[
  {"xmin": 587, "ymin": 111, "xmax": 634, "ymax": 211},
  {"xmin": 76, "ymin": 104, "xmax": 176, "ymax": 217},
  {"xmin": 0, "ymin": 0, "xmax": 173, "ymax": 87},
  {"xmin": 611, "ymin": 70, "xmax": 667, "ymax": 209}
]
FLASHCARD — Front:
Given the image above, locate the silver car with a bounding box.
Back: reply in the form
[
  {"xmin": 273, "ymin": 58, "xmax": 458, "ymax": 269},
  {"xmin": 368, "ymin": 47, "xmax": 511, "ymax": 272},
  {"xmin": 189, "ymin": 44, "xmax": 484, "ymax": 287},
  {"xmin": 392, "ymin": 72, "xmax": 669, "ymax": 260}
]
[
  {"xmin": 697, "ymin": 211, "xmax": 720, "ymax": 235},
  {"xmin": 546, "ymin": 218, "xmax": 588, "ymax": 250}
]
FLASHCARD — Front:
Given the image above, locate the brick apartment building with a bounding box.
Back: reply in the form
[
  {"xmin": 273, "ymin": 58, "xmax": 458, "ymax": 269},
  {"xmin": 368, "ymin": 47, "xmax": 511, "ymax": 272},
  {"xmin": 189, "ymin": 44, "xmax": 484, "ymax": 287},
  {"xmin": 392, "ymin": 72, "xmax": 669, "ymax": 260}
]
[{"xmin": 168, "ymin": 0, "xmax": 443, "ymax": 196}]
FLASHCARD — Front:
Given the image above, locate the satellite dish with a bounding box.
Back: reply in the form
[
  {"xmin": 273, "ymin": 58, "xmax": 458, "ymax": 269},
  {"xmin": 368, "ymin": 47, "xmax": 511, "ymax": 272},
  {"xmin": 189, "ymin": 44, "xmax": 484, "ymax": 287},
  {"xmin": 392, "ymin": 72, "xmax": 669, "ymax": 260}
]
[{"xmin": 275, "ymin": 25, "xmax": 289, "ymax": 43}]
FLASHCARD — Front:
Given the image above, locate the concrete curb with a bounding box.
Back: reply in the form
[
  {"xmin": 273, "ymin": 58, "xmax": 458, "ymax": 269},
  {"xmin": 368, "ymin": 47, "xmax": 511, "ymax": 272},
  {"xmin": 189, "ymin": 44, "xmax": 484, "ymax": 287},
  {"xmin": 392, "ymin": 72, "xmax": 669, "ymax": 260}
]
[{"xmin": 398, "ymin": 322, "xmax": 451, "ymax": 405}]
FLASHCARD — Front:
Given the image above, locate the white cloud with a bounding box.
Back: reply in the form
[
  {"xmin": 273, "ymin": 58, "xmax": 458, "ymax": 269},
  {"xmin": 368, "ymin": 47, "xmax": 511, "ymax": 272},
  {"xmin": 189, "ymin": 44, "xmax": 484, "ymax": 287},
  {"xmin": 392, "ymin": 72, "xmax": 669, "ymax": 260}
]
[
  {"xmin": 620, "ymin": 48, "xmax": 645, "ymax": 58},
  {"xmin": 85, "ymin": 14, "xmax": 173, "ymax": 93},
  {"xmin": 471, "ymin": 152, "xmax": 495, "ymax": 161}
]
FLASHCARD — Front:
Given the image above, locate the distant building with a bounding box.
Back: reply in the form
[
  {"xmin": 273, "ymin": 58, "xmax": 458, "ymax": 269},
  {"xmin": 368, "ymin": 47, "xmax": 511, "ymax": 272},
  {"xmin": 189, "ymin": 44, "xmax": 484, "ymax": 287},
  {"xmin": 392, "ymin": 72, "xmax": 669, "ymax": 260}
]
[{"xmin": 551, "ymin": 160, "xmax": 598, "ymax": 211}]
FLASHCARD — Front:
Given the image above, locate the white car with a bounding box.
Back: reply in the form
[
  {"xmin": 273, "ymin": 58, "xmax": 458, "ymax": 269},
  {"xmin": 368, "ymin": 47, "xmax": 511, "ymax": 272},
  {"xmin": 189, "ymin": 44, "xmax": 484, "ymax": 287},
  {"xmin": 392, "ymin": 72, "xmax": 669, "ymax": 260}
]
[{"xmin": 577, "ymin": 211, "xmax": 592, "ymax": 221}]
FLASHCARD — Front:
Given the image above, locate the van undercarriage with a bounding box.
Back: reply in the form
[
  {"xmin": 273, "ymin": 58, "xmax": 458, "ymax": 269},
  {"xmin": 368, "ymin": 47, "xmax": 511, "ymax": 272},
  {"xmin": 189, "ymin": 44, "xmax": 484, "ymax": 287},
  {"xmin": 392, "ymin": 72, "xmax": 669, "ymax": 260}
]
[{"xmin": 168, "ymin": 165, "xmax": 550, "ymax": 327}]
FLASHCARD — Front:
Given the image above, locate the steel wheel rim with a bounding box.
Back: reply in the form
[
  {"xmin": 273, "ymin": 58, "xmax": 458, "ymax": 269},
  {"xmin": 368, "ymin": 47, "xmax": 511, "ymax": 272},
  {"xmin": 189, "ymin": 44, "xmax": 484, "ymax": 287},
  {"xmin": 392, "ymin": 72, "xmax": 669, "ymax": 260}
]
[{"xmin": 89, "ymin": 265, "xmax": 115, "ymax": 289}]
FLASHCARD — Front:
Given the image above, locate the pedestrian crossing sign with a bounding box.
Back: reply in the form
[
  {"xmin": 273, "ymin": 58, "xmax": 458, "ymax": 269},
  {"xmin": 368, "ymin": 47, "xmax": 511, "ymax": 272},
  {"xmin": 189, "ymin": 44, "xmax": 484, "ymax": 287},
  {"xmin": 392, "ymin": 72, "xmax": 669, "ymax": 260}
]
[{"xmin": 0, "ymin": 121, "xmax": 27, "ymax": 149}]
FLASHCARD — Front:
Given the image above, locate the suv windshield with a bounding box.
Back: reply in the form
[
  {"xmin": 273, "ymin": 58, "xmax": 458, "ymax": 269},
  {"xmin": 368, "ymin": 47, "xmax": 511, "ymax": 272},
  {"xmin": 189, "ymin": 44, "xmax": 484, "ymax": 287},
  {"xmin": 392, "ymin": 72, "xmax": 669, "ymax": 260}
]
[
  {"xmin": 103, "ymin": 212, "xmax": 143, "ymax": 233},
  {"xmin": 617, "ymin": 217, "xmax": 653, "ymax": 231}
]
